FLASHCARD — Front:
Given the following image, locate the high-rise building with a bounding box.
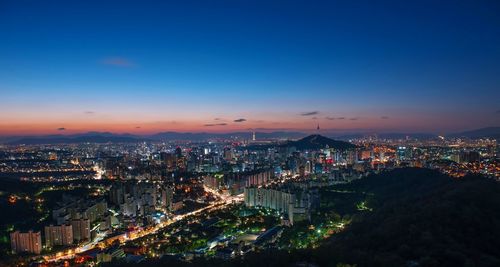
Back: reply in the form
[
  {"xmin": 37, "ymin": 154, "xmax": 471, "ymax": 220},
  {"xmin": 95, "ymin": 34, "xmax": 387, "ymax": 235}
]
[
  {"xmin": 71, "ymin": 218, "xmax": 90, "ymax": 242},
  {"xmin": 44, "ymin": 224, "xmax": 73, "ymax": 248},
  {"xmin": 160, "ymin": 186, "xmax": 174, "ymax": 210},
  {"xmin": 175, "ymin": 147, "xmax": 182, "ymax": 158},
  {"xmin": 83, "ymin": 201, "xmax": 108, "ymax": 223},
  {"xmin": 396, "ymin": 146, "xmax": 408, "ymax": 161},
  {"xmin": 223, "ymin": 147, "xmax": 234, "ymax": 161},
  {"xmin": 10, "ymin": 231, "xmax": 42, "ymax": 254},
  {"xmin": 109, "ymin": 183, "xmax": 125, "ymax": 205},
  {"xmin": 459, "ymin": 151, "xmax": 480, "ymax": 163},
  {"xmin": 244, "ymin": 186, "xmax": 318, "ymax": 225},
  {"xmin": 160, "ymin": 152, "xmax": 177, "ymax": 169}
]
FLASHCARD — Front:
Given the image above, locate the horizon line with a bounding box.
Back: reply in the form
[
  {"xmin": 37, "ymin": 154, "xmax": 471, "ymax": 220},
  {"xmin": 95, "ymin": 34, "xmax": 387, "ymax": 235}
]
[{"xmin": 1, "ymin": 126, "xmax": 498, "ymax": 138}]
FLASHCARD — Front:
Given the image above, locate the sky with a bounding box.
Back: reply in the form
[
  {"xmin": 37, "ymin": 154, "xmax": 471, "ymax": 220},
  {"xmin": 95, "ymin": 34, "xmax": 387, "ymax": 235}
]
[{"xmin": 1, "ymin": 0, "xmax": 499, "ymax": 135}]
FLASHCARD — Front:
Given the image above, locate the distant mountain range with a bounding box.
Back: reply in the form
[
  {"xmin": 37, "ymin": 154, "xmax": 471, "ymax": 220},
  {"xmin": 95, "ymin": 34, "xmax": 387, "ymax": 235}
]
[
  {"xmin": 1, "ymin": 127, "xmax": 498, "ymax": 144},
  {"xmin": 6, "ymin": 134, "xmax": 141, "ymax": 145},
  {"xmin": 448, "ymin": 127, "xmax": 500, "ymax": 139},
  {"xmin": 328, "ymin": 127, "xmax": 499, "ymax": 140},
  {"xmin": 333, "ymin": 132, "xmax": 437, "ymax": 141},
  {"xmin": 3, "ymin": 131, "xmax": 307, "ymax": 145}
]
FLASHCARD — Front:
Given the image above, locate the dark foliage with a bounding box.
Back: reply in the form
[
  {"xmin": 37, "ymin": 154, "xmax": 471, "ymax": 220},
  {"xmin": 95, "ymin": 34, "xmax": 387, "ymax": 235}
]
[{"xmin": 313, "ymin": 169, "xmax": 500, "ymax": 267}]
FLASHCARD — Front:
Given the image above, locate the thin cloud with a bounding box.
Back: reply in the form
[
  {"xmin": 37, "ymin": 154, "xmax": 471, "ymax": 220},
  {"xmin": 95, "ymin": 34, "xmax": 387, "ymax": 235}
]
[
  {"xmin": 135, "ymin": 126, "xmax": 141, "ymax": 129},
  {"xmin": 349, "ymin": 117, "xmax": 359, "ymax": 121},
  {"xmin": 254, "ymin": 127, "xmax": 295, "ymax": 131},
  {"xmin": 152, "ymin": 120, "xmax": 180, "ymax": 125},
  {"xmin": 57, "ymin": 127, "xmax": 66, "ymax": 131},
  {"xmin": 84, "ymin": 111, "xmax": 95, "ymax": 115},
  {"xmin": 311, "ymin": 117, "xmax": 318, "ymax": 120},
  {"xmin": 234, "ymin": 118, "xmax": 247, "ymax": 122},
  {"xmin": 204, "ymin": 123, "xmax": 228, "ymax": 127},
  {"xmin": 101, "ymin": 57, "xmax": 134, "ymax": 67},
  {"xmin": 337, "ymin": 117, "xmax": 345, "ymax": 120},
  {"xmin": 380, "ymin": 116, "xmax": 390, "ymax": 119},
  {"xmin": 325, "ymin": 117, "xmax": 336, "ymax": 120},
  {"xmin": 300, "ymin": 111, "xmax": 319, "ymax": 116}
]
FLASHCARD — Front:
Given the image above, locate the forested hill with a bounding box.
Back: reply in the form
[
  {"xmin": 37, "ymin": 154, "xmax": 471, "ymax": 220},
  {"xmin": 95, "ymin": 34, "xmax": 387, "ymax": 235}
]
[{"xmin": 315, "ymin": 168, "xmax": 500, "ymax": 267}]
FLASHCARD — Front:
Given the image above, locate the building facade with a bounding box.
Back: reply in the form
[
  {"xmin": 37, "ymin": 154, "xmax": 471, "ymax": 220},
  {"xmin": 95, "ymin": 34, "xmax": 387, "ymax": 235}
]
[{"xmin": 10, "ymin": 231, "xmax": 42, "ymax": 254}]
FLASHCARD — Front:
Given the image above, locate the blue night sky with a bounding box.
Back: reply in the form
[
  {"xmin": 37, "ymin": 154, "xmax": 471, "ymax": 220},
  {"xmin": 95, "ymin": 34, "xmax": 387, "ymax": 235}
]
[{"xmin": 1, "ymin": 0, "xmax": 499, "ymax": 135}]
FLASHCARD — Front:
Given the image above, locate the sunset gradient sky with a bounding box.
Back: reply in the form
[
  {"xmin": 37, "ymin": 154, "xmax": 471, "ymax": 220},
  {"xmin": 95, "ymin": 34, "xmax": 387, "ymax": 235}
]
[{"xmin": 1, "ymin": 0, "xmax": 499, "ymax": 135}]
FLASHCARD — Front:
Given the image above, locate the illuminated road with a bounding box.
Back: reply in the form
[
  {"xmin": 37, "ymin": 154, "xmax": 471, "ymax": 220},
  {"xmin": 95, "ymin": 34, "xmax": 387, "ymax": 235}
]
[{"xmin": 41, "ymin": 191, "xmax": 243, "ymax": 263}]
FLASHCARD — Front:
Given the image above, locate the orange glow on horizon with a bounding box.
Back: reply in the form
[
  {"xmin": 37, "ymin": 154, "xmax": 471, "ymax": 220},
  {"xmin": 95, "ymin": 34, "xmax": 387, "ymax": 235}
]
[
  {"xmin": 0, "ymin": 117, "xmax": 445, "ymax": 136},
  {"xmin": 0, "ymin": 111, "xmax": 482, "ymax": 136}
]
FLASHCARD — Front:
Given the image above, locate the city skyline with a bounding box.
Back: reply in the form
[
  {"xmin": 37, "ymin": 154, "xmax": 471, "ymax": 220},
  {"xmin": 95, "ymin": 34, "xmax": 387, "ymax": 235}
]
[
  {"xmin": 1, "ymin": 1, "xmax": 499, "ymax": 266},
  {"xmin": 1, "ymin": 1, "xmax": 500, "ymax": 135}
]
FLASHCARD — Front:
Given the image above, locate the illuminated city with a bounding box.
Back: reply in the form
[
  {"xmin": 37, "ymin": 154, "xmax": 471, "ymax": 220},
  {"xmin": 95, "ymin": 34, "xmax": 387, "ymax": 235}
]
[{"xmin": 1, "ymin": 1, "xmax": 500, "ymax": 267}]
